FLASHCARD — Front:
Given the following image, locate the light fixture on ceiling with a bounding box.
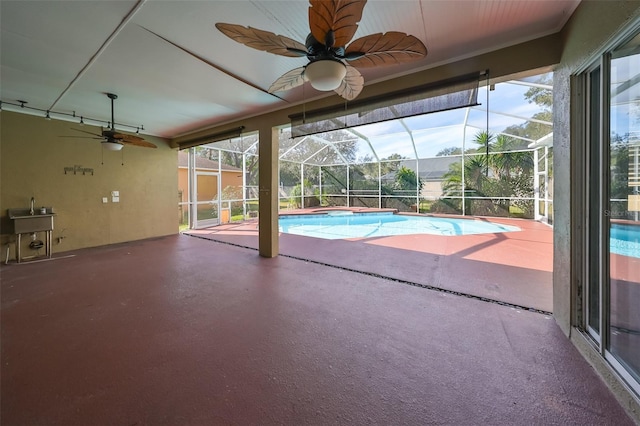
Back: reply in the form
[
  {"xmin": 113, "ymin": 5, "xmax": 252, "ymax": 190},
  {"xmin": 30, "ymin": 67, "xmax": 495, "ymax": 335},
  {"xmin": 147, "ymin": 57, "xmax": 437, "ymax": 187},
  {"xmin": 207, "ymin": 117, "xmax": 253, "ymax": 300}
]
[
  {"xmin": 304, "ymin": 60, "xmax": 347, "ymax": 91},
  {"xmin": 0, "ymin": 98, "xmax": 145, "ymax": 132},
  {"xmin": 102, "ymin": 141, "xmax": 124, "ymax": 151}
]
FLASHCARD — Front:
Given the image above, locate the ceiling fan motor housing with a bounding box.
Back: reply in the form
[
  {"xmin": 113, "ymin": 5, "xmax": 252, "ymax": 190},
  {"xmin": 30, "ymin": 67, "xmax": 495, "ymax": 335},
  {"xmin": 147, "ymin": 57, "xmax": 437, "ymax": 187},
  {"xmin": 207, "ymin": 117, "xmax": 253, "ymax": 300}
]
[{"xmin": 305, "ymin": 33, "xmax": 345, "ymax": 60}]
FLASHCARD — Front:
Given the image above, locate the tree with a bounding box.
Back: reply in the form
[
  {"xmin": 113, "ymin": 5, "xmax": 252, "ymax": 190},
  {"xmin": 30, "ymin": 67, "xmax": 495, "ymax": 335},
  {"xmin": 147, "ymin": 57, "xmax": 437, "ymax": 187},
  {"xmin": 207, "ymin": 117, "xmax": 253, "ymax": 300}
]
[
  {"xmin": 436, "ymin": 147, "xmax": 462, "ymax": 156},
  {"xmin": 472, "ymin": 130, "xmax": 493, "ymax": 175},
  {"xmin": 391, "ymin": 166, "xmax": 421, "ymax": 210},
  {"xmin": 437, "ymin": 129, "xmax": 535, "ymax": 217},
  {"xmin": 394, "ymin": 166, "xmax": 420, "ymax": 191},
  {"xmin": 502, "ymin": 111, "xmax": 552, "ymax": 143},
  {"xmin": 610, "ymin": 132, "xmax": 631, "ymax": 215},
  {"xmin": 524, "ymin": 73, "xmax": 553, "ymax": 109}
]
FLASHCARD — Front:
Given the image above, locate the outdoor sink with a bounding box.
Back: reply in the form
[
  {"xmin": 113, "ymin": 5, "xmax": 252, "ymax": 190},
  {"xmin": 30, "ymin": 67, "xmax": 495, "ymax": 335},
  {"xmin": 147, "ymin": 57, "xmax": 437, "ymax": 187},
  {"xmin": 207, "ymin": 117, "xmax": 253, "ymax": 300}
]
[{"xmin": 8, "ymin": 208, "xmax": 55, "ymax": 234}]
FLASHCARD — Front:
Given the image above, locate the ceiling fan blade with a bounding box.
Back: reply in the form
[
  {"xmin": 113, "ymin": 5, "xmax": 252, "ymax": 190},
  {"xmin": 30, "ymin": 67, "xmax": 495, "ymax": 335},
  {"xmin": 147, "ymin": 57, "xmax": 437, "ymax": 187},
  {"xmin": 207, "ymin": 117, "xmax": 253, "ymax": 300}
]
[
  {"xmin": 120, "ymin": 138, "xmax": 157, "ymax": 149},
  {"xmin": 268, "ymin": 67, "xmax": 306, "ymax": 93},
  {"xmin": 112, "ymin": 132, "xmax": 145, "ymax": 142},
  {"xmin": 60, "ymin": 135, "xmax": 104, "ymax": 140},
  {"xmin": 70, "ymin": 128, "xmax": 103, "ymax": 137},
  {"xmin": 334, "ymin": 65, "xmax": 364, "ymax": 101},
  {"xmin": 309, "ymin": 0, "xmax": 366, "ymax": 48},
  {"xmin": 345, "ymin": 32, "xmax": 427, "ymax": 68},
  {"xmin": 215, "ymin": 23, "xmax": 307, "ymax": 57}
]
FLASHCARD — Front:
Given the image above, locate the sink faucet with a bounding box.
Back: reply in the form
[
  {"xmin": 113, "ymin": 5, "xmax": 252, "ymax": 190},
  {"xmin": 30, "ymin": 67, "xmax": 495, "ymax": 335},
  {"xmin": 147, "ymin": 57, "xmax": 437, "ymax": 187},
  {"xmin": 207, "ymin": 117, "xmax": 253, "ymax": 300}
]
[{"xmin": 30, "ymin": 197, "xmax": 35, "ymax": 215}]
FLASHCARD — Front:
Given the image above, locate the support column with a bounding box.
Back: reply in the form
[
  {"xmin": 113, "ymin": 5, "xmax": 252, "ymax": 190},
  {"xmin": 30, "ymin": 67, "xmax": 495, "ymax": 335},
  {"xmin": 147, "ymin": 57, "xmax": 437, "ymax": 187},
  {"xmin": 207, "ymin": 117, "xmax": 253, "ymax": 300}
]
[
  {"xmin": 533, "ymin": 147, "xmax": 540, "ymax": 221},
  {"xmin": 258, "ymin": 126, "xmax": 279, "ymax": 257}
]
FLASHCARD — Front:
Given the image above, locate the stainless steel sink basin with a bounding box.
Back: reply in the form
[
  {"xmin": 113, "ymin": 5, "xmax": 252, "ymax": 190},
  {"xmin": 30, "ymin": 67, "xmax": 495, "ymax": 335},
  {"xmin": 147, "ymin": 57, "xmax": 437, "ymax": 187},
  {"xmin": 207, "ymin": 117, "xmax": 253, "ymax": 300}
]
[{"xmin": 8, "ymin": 208, "xmax": 55, "ymax": 234}]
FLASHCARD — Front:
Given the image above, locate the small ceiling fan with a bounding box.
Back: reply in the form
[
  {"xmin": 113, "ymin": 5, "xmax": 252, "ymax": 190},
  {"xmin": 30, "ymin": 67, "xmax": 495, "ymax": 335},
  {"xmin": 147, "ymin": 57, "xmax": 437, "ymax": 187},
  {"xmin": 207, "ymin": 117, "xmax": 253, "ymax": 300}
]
[
  {"xmin": 69, "ymin": 93, "xmax": 156, "ymax": 150},
  {"xmin": 216, "ymin": 0, "xmax": 427, "ymax": 101}
]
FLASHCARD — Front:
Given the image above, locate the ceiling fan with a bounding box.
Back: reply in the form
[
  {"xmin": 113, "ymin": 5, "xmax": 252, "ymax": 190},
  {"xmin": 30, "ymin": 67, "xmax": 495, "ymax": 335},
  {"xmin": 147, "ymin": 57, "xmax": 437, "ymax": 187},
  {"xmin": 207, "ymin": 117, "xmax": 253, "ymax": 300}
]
[
  {"xmin": 69, "ymin": 93, "xmax": 156, "ymax": 150},
  {"xmin": 216, "ymin": 0, "xmax": 427, "ymax": 101}
]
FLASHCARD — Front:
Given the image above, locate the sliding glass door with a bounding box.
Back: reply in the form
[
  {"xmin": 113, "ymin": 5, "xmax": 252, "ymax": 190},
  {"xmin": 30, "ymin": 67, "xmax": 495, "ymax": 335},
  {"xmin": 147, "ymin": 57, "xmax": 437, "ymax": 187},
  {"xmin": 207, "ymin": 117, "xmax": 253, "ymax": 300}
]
[
  {"xmin": 607, "ymin": 35, "xmax": 640, "ymax": 387},
  {"xmin": 582, "ymin": 28, "xmax": 640, "ymax": 396}
]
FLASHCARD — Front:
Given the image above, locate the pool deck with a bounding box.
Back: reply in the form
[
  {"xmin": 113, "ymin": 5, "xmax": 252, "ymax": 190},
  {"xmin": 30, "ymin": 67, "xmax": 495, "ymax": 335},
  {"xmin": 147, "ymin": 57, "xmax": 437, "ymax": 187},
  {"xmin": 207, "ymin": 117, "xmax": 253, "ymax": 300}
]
[
  {"xmin": 187, "ymin": 210, "xmax": 554, "ymax": 313},
  {"xmin": 3, "ymin": 220, "xmax": 637, "ymax": 424}
]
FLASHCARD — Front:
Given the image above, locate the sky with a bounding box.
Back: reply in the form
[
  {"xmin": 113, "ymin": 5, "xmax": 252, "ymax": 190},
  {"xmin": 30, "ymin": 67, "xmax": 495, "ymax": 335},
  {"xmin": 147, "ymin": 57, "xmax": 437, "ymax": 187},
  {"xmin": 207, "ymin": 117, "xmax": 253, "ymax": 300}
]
[{"xmin": 288, "ymin": 73, "xmax": 554, "ymax": 164}]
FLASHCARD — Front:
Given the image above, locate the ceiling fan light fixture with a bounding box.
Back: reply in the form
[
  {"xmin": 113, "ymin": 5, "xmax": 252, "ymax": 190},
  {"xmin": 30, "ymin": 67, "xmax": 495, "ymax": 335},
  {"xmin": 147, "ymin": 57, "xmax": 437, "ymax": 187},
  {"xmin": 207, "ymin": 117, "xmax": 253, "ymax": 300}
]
[
  {"xmin": 305, "ymin": 60, "xmax": 346, "ymax": 91},
  {"xmin": 103, "ymin": 141, "xmax": 124, "ymax": 151}
]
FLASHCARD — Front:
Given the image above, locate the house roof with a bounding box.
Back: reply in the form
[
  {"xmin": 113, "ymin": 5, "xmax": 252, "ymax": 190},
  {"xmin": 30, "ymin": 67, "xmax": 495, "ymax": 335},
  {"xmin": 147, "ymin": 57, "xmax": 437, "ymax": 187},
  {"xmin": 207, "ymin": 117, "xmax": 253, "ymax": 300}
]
[
  {"xmin": 400, "ymin": 157, "xmax": 460, "ymax": 180},
  {"xmin": 381, "ymin": 156, "xmax": 461, "ymax": 181},
  {"xmin": 177, "ymin": 151, "xmax": 242, "ymax": 172}
]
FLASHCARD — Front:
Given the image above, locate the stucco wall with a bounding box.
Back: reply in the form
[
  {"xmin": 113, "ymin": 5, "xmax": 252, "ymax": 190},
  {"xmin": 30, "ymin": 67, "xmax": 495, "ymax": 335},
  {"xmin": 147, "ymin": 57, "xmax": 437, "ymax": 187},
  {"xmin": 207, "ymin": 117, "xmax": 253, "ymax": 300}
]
[
  {"xmin": 0, "ymin": 111, "xmax": 177, "ymax": 258},
  {"xmin": 554, "ymin": 0, "xmax": 640, "ymax": 335}
]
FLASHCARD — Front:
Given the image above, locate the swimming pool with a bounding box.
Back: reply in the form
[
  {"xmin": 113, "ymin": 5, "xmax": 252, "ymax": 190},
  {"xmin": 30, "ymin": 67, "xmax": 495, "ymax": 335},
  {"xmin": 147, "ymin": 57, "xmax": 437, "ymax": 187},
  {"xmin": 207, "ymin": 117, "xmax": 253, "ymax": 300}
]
[
  {"xmin": 611, "ymin": 223, "xmax": 640, "ymax": 259},
  {"xmin": 279, "ymin": 212, "xmax": 521, "ymax": 239}
]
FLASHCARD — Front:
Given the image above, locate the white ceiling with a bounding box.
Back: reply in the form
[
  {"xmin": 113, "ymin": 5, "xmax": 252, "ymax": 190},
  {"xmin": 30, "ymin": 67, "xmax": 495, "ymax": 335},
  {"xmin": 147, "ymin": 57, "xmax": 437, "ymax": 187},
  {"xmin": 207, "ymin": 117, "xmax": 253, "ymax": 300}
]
[{"xmin": 1, "ymin": 0, "xmax": 580, "ymax": 139}]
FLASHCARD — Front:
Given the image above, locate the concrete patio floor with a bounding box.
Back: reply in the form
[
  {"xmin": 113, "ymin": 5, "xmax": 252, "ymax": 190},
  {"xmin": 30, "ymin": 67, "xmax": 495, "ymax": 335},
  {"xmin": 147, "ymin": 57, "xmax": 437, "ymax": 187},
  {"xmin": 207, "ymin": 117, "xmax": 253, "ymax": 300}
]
[
  {"xmin": 1, "ymin": 234, "xmax": 635, "ymax": 425},
  {"xmin": 187, "ymin": 213, "xmax": 553, "ymax": 313}
]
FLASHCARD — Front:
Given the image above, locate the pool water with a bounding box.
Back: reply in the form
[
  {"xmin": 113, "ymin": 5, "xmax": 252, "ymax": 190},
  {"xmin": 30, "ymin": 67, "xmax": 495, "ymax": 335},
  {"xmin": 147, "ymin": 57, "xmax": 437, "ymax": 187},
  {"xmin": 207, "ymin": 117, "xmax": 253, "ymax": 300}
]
[
  {"xmin": 611, "ymin": 224, "xmax": 640, "ymax": 259},
  {"xmin": 279, "ymin": 212, "xmax": 521, "ymax": 240}
]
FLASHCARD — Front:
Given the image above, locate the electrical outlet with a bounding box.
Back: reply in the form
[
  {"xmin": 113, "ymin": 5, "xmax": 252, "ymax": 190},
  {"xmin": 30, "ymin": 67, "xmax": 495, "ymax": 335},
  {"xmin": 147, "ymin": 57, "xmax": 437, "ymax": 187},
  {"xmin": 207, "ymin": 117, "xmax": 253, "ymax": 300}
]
[
  {"xmin": 112, "ymin": 196, "xmax": 120, "ymax": 203},
  {"xmin": 111, "ymin": 190, "xmax": 119, "ymax": 197},
  {"xmin": 102, "ymin": 197, "xmax": 108, "ymax": 204}
]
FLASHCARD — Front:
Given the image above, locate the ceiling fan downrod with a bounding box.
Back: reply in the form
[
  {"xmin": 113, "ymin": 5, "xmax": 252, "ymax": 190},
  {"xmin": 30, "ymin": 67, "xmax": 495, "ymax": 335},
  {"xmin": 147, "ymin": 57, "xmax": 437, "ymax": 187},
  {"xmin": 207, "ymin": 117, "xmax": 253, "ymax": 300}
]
[{"xmin": 107, "ymin": 93, "xmax": 117, "ymax": 131}]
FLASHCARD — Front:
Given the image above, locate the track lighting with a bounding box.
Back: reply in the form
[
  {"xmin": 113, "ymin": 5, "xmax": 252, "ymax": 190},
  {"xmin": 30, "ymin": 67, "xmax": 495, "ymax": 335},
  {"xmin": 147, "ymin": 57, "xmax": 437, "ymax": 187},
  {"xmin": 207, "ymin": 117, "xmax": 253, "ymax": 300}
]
[{"xmin": 0, "ymin": 98, "xmax": 144, "ymax": 133}]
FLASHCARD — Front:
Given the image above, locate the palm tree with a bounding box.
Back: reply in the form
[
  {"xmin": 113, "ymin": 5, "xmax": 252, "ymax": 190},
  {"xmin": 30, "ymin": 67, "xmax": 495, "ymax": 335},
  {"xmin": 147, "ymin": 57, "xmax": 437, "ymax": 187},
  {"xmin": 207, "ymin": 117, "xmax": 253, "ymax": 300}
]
[
  {"xmin": 393, "ymin": 166, "xmax": 421, "ymax": 210},
  {"xmin": 491, "ymin": 134, "xmax": 534, "ymax": 179},
  {"xmin": 472, "ymin": 130, "xmax": 494, "ymax": 176}
]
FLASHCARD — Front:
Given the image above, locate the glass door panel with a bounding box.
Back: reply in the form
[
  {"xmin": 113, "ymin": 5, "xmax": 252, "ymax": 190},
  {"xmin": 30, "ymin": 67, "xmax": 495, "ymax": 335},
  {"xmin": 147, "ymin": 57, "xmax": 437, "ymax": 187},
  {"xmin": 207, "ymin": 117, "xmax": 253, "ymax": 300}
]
[
  {"xmin": 195, "ymin": 172, "xmax": 220, "ymax": 228},
  {"xmin": 608, "ymin": 36, "xmax": 640, "ymax": 387},
  {"xmin": 587, "ymin": 66, "xmax": 602, "ymax": 337}
]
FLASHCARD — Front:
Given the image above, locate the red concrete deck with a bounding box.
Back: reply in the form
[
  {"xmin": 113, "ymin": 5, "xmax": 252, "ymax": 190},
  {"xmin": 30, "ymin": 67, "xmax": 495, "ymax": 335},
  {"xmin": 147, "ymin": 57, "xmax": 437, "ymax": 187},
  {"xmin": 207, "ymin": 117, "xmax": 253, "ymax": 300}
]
[
  {"xmin": 188, "ymin": 213, "xmax": 554, "ymax": 312},
  {"xmin": 1, "ymin": 234, "xmax": 634, "ymax": 425}
]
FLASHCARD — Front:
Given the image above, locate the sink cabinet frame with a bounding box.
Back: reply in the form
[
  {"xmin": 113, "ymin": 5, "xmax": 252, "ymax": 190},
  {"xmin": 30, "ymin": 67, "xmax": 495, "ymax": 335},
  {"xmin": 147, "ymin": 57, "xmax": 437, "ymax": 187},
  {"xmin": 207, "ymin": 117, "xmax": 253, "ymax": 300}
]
[
  {"xmin": 15, "ymin": 231, "xmax": 53, "ymax": 263},
  {"xmin": 7, "ymin": 209, "xmax": 55, "ymax": 263}
]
